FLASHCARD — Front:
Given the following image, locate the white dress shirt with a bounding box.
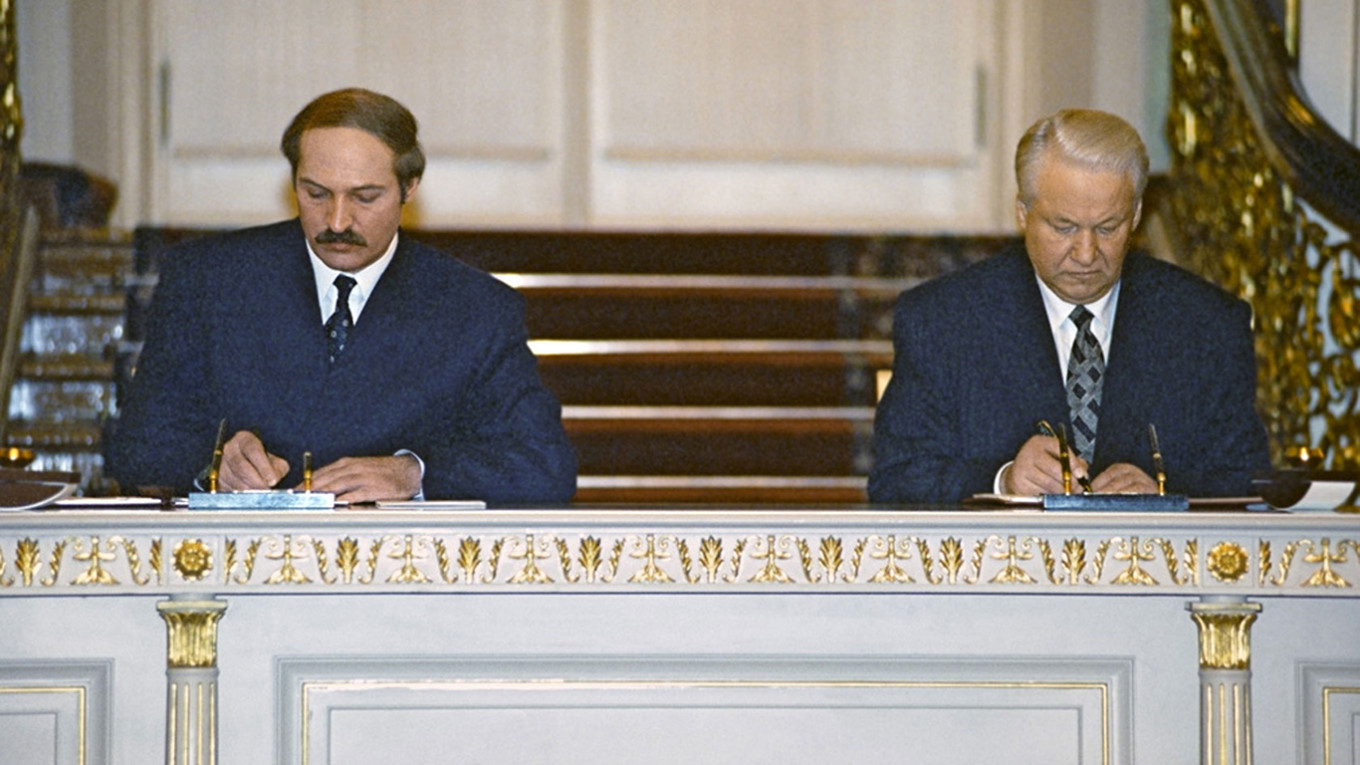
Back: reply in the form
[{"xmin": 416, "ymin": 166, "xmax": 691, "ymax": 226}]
[
  {"xmin": 307, "ymin": 231, "xmax": 399, "ymax": 324},
  {"xmin": 305, "ymin": 232, "xmax": 426, "ymax": 498},
  {"xmin": 993, "ymin": 275, "xmax": 1122, "ymax": 493}
]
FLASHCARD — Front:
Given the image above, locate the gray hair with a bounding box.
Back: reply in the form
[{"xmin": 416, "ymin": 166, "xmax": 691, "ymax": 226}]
[{"xmin": 1015, "ymin": 109, "xmax": 1148, "ymax": 206}]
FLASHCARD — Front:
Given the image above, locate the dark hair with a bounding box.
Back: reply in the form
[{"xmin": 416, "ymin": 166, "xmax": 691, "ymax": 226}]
[{"xmin": 280, "ymin": 88, "xmax": 425, "ymax": 197}]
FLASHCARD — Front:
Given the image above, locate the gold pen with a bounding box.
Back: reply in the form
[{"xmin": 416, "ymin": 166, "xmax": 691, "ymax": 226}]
[
  {"xmin": 207, "ymin": 418, "xmax": 227, "ymax": 493},
  {"xmin": 302, "ymin": 451, "xmax": 313, "ymax": 492},
  {"xmin": 1037, "ymin": 420, "xmax": 1092, "ymax": 492},
  {"xmin": 1148, "ymin": 424, "xmax": 1166, "ymax": 496},
  {"xmin": 1055, "ymin": 424, "xmax": 1074, "ymax": 495}
]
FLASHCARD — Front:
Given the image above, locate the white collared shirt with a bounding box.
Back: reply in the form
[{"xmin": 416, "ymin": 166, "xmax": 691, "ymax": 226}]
[
  {"xmin": 302, "ymin": 231, "xmax": 426, "ymax": 497},
  {"xmin": 1035, "ymin": 274, "xmax": 1120, "ymax": 380},
  {"xmin": 993, "ymin": 277, "xmax": 1122, "ymax": 493},
  {"xmin": 307, "ymin": 231, "xmax": 399, "ymax": 324}
]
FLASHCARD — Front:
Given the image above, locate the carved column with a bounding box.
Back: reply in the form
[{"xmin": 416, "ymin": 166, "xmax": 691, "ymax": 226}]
[
  {"xmin": 158, "ymin": 597, "xmax": 228, "ymax": 765},
  {"xmin": 1188, "ymin": 597, "xmax": 1261, "ymax": 765}
]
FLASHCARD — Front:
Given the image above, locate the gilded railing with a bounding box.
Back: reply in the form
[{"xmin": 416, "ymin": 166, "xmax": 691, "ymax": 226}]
[
  {"xmin": 0, "ymin": 0, "xmax": 19, "ymax": 266},
  {"xmin": 0, "ymin": 0, "xmax": 25, "ymax": 444},
  {"xmin": 1168, "ymin": 0, "xmax": 1360, "ymax": 469}
]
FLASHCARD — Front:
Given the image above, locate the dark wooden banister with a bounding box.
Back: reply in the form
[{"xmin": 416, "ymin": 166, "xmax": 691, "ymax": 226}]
[{"xmin": 1206, "ymin": 0, "xmax": 1360, "ymax": 234}]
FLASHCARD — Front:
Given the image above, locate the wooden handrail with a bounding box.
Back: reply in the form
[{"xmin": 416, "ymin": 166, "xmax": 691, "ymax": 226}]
[{"xmin": 1205, "ymin": 0, "xmax": 1360, "ymax": 233}]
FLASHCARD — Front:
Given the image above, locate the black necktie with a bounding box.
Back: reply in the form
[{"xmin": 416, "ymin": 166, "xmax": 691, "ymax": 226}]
[
  {"xmin": 325, "ymin": 275, "xmax": 357, "ymax": 364},
  {"xmin": 1066, "ymin": 305, "xmax": 1105, "ymax": 463}
]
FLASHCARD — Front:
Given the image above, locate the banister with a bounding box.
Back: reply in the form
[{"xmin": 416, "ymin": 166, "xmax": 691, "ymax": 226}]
[
  {"xmin": 1169, "ymin": 0, "xmax": 1360, "ymax": 468},
  {"xmin": 1204, "ymin": 0, "xmax": 1360, "ymax": 234}
]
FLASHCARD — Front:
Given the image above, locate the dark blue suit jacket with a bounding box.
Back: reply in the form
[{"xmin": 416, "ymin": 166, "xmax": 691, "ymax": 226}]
[
  {"xmin": 105, "ymin": 220, "xmax": 577, "ymax": 504},
  {"xmin": 868, "ymin": 245, "xmax": 1271, "ymax": 504}
]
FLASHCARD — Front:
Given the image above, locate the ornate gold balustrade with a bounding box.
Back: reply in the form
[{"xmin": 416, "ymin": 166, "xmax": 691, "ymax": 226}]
[{"xmin": 1169, "ymin": 0, "xmax": 1360, "ymax": 468}]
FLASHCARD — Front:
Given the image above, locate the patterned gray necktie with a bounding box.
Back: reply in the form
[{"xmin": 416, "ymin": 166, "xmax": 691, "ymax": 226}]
[
  {"xmin": 325, "ymin": 275, "xmax": 357, "ymax": 364},
  {"xmin": 1066, "ymin": 305, "xmax": 1104, "ymax": 463}
]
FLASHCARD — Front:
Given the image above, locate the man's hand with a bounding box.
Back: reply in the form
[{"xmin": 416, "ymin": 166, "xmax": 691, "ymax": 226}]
[
  {"xmin": 218, "ymin": 430, "xmax": 289, "ymax": 491},
  {"xmin": 1004, "ymin": 434, "xmax": 1092, "ymax": 495},
  {"xmin": 306, "ymin": 454, "xmax": 422, "ymax": 504},
  {"xmin": 1089, "ymin": 462, "xmax": 1157, "ymax": 494}
]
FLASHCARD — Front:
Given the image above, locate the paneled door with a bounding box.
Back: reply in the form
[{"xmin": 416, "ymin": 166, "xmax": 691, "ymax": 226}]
[{"xmin": 149, "ymin": 0, "xmax": 1010, "ymax": 231}]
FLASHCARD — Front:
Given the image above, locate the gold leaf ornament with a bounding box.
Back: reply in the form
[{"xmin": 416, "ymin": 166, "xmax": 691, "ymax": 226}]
[
  {"xmin": 1208, "ymin": 541, "xmax": 1250, "ymax": 582},
  {"xmin": 172, "ymin": 539, "xmax": 213, "ymax": 581}
]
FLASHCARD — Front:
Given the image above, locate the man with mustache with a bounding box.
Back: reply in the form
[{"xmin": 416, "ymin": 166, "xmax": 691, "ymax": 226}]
[{"xmin": 105, "ymin": 88, "xmax": 577, "ymax": 505}]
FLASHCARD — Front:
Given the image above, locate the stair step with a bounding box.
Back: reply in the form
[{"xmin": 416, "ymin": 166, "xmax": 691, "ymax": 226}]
[
  {"xmin": 524, "ymin": 293, "xmax": 891, "ymax": 340},
  {"xmin": 27, "ymin": 293, "xmax": 127, "ymax": 315},
  {"xmin": 498, "ymin": 273, "xmax": 916, "ymax": 294},
  {"xmin": 17, "ymin": 353, "xmax": 115, "ymax": 380},
  {"xmin": 574, "ymin": 475, "xmax": 866, "ymax": 503},
  {"xmin": 5, "ymin": 421, "xmax": 103, "ymax": 449},
  {"xmin": 565, "ymin": 406, "xmax": 872, "ymax": 476},
  {"xmin": 533, "ymin": 339, "xmax": 890, "ymax": 407}
]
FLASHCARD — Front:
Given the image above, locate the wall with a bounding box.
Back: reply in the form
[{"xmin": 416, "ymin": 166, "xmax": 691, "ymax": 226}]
[{"xmin": 11, "ymin": 1, "xmax": 1189, "ymax": 230}]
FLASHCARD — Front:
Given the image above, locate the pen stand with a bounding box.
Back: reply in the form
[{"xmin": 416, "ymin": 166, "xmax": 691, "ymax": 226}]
[
  {"xmin": 188, "ymin": 490, "xmax": 335, "ymax": 510},
  {"xmin": 1042, "ymin": 493, "xmax": 1189, "ymax": 512}
]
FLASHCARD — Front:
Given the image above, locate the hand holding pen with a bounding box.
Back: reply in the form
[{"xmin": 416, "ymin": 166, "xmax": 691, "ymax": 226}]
[
  {"xmin": 215, "ymin": 429, "xmax": 290, "ymax": 491},
  {"xmin": 1003, "ymin": 420, "xmax": 1093, "ymax": 495},
  {"xmin": 1036, "ymin": 420, "xmax": 1093, "ymax": 493}
]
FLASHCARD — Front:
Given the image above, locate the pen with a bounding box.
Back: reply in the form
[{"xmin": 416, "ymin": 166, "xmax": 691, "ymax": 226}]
[
  {"xmin": 1148, "ymin": 424, "xmax": 1166, "ymax": 496},
  {"xmin": 1036, "ymin": 420, "xmax": 1092, "ymax": 493},
  {"xmin": 207, "ymin": 418, "xmax": 227, "ymax": 493},
  {"xmin": 1055, "ymin": 424, "xmax": 1074, "ymax": 495},
  {"xmin": 302, "ymin": 451, "xmax": 313, "ymax": 492}
]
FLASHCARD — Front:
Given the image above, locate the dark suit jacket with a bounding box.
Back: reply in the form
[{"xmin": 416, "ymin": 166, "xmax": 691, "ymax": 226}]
[
  {"xmin": 868, "ymin": 245, "xmax": 1271, "ymax": 504},
  {"xmin": 105, "ymin": 220, "xmax": 577, "ymax": 504}
]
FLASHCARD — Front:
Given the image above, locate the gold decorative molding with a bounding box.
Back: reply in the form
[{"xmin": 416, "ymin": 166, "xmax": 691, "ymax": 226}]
[
  {"xmin": 157, "ymin": 600, "xmax": 228, "ymax": 669},
  {"xmin": 173, "ymin": 539, "xmax": 212, "ymax": 581},
  {"xmin": 1169, "ymin": 0, "xmax": 1360, "ymax": 468},
  {"xmin": 1188, "ymin": 601, "xmax": 1261, "ymax": 670},
  {"xmin": 0, "ymin": 528, "xmax": 1352, "ymax": 593},
  {"xmin": 1209, "ymin": 541, "xmax": 1250, "ymax": 582}
]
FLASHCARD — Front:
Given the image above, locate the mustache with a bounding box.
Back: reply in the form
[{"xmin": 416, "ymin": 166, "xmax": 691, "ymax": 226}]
[{"xmin": 315, "ymin": 228, "xmax": 367, "ymax": 247}]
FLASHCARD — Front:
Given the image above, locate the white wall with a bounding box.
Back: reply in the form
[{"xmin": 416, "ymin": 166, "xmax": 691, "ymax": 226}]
[
  {"xmin": 14, "ymin": 0, "xmax": 74, "ymax": 164},
  {"xmin": 1299, "ymin": 0, "xmax": 1360, "ymax": 144},
  {"xmin": 20, "ymin": 1, "xmax": 1351, "ymax": 228}
]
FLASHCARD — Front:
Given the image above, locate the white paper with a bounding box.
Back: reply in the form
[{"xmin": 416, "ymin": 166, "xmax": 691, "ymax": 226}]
[{"xmin": 1282, "ymin": 481, "xmax": 1357, "ymax": 512}]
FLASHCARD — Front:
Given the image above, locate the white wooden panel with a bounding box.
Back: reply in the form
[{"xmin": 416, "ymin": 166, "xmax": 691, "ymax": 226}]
[
  {"xmin": 1300, "ymin": 663, "xmax": 1360, "ymax": 765},
  {"xmin": 591, "ymin": 0, "xmax": 999, "ymax": 230},
  {"xmin": 283, "ymin": 656, "xmax": 1121, "ymax": 764},
  {"xmin": 1299, "ymin": 0, "xmax": 1359, "ymax": 144},
  {"xmin": 602, "ymin": 0, "xmax": 976, "ymax": 163},
  {"xmin": 156, "ymin": 0, "xmax": 565, "ymax": 226},
  {"xmin": 0, "ymin": 662, "xmax": 111, "ymax": 765}
]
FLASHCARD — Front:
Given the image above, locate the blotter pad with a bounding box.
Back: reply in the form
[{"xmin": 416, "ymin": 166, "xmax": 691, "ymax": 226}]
[
  {"xmin": 1042, "ymin": 493, "xmax": 1189, "ymax": 512},
  {"xmin": 188, "ymin": 490, "xmax": 335, "ymax": 510}
]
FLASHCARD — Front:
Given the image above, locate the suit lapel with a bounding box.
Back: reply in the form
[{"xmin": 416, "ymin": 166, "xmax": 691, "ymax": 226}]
[
  {"xmin": 1094, "ymin": 252, "xmax": 1155, "ymax": 466},
  {"xmin": 997, "ymin": 251, "xmax": 1069, "ymax": 419},
  {"xmin": 337, "ymin": 234, "xmax": 418, "ymax": 366}
]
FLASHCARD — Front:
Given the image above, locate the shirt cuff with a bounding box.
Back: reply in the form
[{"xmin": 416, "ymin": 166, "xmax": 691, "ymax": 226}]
[
  {"xmin": 994, "ymin": 461, "xmax": 1014, "ymax": 494},
  {"xmin": 394, "ymin": 449, "xmax": 426, "ymax": 501}
]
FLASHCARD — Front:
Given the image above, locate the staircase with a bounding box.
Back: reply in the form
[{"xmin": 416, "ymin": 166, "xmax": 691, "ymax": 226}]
[
  {"xmin": 8, "ymin": 228, "xmax": 1017, "ymax": 502},
  {"xmin": 4, "ymin": 229, "xmax": 135, "ymax": 489}
]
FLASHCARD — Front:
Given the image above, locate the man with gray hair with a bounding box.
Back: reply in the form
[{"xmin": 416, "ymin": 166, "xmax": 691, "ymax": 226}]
[{"xmin": 869, "ymin": 108, "xmax": 1270, "ymax": 504}]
